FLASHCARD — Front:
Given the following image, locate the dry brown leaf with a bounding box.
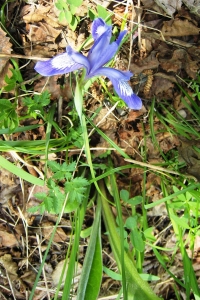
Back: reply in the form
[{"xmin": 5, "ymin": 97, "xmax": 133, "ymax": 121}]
[
  {"xmin": 26, "ymin": 22, "xmax": 61, "ymax": 43},
  {"xmin": 42, "ymin": 221, "xmax": 68, "ymax": 242},
  {"xmin": 52, "ymin": 259, "xmax": 82, "ymax": 286},
  {"xmin": 22, "ymin": 5, "xmax": 51, "ymax": 23},
  {"xmin": 151, "ymin": 76, "xmax": 174, "ymax": 98},
  {"xmin": 160, "ymin": 49, "xmax": 198, "ymax": 78},
  {"xmin": 0, "ymin": 231, "xmax": 18, "ymax": 248},
  {"xmin": 130, "ymin": 51, "xmax": 159, "ymax": 74},
  {"xmin": 0, "ymin": 27, "xmax": 13, "ymax": 87},
  {"xmin": 0, "ymin": 254, "xmax": 18, "ymax": 280},
  {"xmin": 0, "ymin": 28, "xmax": 12, "ymax": 72},
  {"xmin": 161, "ymin": 18, "xmax": 199, "ymax": 36}
]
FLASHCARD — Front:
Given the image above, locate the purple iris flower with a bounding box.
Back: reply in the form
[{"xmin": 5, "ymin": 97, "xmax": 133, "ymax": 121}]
[{"xmin": 34, "ymin": 18, "xmax": 142, "ymax": 110}]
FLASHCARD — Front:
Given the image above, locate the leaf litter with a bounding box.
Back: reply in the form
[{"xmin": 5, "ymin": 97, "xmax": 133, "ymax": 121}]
[{"xmin": 0, "ymin": 0, "xmax": 200, "ymax": 299}]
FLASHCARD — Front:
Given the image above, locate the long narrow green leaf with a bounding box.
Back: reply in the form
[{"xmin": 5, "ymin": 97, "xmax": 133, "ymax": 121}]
[
  {"xmin": 0, "ymin": 155, "xmax": 44, "ymax": 186},
  {"xmin": 99, "ymin": 180, "xmax": 161, "ymax": 300},
  {"xmin": 77, "ymin": 197, "xmax": 102, "ymax": 300},
  {"xmin": 61, "ymin": 182, "xmax": 90, "ymax": 299},
  {"xmin": 109, "ymin": 169, "xmax": 127, "ymax": 299},
  {"xmin": 0, "ymin": 124, "xmax": 42, "ymax": 135}
]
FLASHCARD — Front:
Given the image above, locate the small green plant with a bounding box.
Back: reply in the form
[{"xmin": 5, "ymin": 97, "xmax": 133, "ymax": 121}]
[
  {"xmin": 189, "ymin": 74, "xmax": 200, "ymax": 101},
  {"xmin": 0, "ymin": 99, "xmax": 18, "ymax": 131},
  {"xmin": 55, "ymin": 0, "xmax": 83, "ymax": 30},
  {"xmin": 22, "ymin": 91, "xmax": 51, "ymax": 119},
  {"xmin": 28, "ymin": 160, "xmax": 89, "ymax": 214},
  {"xmin": 3, "ymin": 59, "xmax": 25, "ymax": 92}
]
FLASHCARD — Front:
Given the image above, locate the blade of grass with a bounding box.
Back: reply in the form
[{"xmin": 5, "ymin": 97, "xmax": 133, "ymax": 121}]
[
  {"xmin": 44, "ymin": 103, "xmax": 56, "ymax": 179},
  {"xmin": 61, "ymin": 183, "xmax": 90, "ymax": 299},
  {"xmin": 29, "ymin": 211, "xmax": 62, "ymax": 300},
  {"xmin": 99, "ymin": 180, "xmax": 161, "ymax": 300},
  {"xmin": 0, "ymin": 155, "xmax": 44, "ymax": 186},
  {"xmin": 0, "ymin": 124, "xmax": 42, "ymax": 135},
  {"xmin": 77, "ymin": 194, "xmax": 102, "ymax": 300},
  {"xmin": 109, "ymin": 165, "xmax": 127, "ymax": 299},
  {"xmin": 145, "ymin": 183, "xmax": 200, "ymax": 209},
  {"xmin": 0, "ymin": 137, "xmax": 68, "ymax": 154}
]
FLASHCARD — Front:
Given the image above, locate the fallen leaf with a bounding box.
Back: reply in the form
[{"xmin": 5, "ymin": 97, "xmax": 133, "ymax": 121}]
[
  {"xmin": 26, "ymin": 22, "xmax": 61, "ymax": 43},
  {"xmin": 22, "ymin": 5, "xmax": 51, "ymax": 23},
  {"xmin": 154, "ymin": 0, "xmax": 182, "ymax": 16},
  {"xmin": 160, "ymin": 49, "xmax": 199, "ymax": 78},
  {"xmin": 130, "ymin": 51, "xmax": 159, "ymax": 74},
  {"xmin": 0, "ymin": 254, "xmax": 18, "ymax": 280},
  {"xmin": 52, "ymin": 259, "xmax": 82, "ymax": 286},
  {"xmin": 42, "ymin": 221, "xmax": 68, "ymax": 242},
  {"xmin": 0, "ymin": 230, "xmax": 18, "ymax": 247},
  {"xmin": 161, "ymin": 18, "xmax": 199, "ymax": 36}
]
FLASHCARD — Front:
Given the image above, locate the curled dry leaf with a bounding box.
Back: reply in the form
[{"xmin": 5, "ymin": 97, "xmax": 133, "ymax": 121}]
[
  {"xmin": 42, "ymin": 221, "xmax": 68, "ymax": 242},
  {"xmin": 161, "ymin": 19, "xmax": 199, "ymax": 36},
  {"xmin": 160, "ymin": 49, "xmax": 199, "ymax": 78},
  {"xmin": 130, "ymin": 51, "xmax": 159, "ymax": 74},
  {"xmin": 0, "ymin": 27, "xmax": 13, "ymax": 87},
  {"xmin": 0, "ymin": 254, "xmax": 18, "ymax": 280},
  {"xmin": 26, "ymin": 22, "xmax": 61, "ymax": 43},
  {"xmin": 0, "ymin": 230, "xmax": 18, "ymax": 248}
]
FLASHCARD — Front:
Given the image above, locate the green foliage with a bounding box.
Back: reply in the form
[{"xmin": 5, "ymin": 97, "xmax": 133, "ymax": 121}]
[
  {"xmin": 0, "ymin": 99, "xmax": 18, "ymax": 131},
  {"xmin": 0, "ymin": 91, "xmax": 50, "ymax": 132},
  {"xmin": 96, "ymin": 5, "xmax": 113, "ymax": 24},
  {"xmin": 65, "ymin": 176, "xmax": 89, "ymax": 203},
  {"xmin": 29, "ymin": 160, "xmax": 89, "ymax": 214},
  {"xmin": 55, "ymin": 0, "xmax": 82, "ymax": 31},
  {"xmin": 48, "ymin": 160, "xmax": 76, "ymax": 180},
  {"xmin": 189, "ymin": 74, "xmax": 200, "ymax": 101},
  {"xmin": 22, "ymin": 91, "xmax": 51, "ymax": 118},
  {"xmin": 3, "ymin": 65, "xmax": 24, "ymax": 92}
]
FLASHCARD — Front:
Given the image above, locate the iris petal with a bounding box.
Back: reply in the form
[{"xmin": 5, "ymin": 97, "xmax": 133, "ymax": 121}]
[
  {"xmin": 116, "ymin": 30, "xmax": 127, "ymax": 45},
  {"xmin": 34, "ymin": 46, "xmax": 90, "ymax": 76},
  {"xmin": 91, "ymin": 18, "xmax": 111, "ymax": 40},
  {"xmin": 87, "ymin": 28, "xmax": 113, "ymax": 73},
  {"xmin": 111, "ymin": 78, "xmax": 142, "ymax": 109},
  {"xmin": 88, "ymin": 42, "xmax": 118, "ymax": 75},
  {"xmin": 90, "ymin": 67, "xmax": 142, "ymax": 110},
  {"xmin": 91, "ymin": 67, "xmax": 132, "ymax": 81}
]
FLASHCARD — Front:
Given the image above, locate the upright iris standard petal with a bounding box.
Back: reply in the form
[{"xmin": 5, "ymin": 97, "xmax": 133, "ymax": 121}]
[
  {"xmin": 87, "ymin": 27, "xmax": 113, "ymax": 73},
  {"xmin": 91, "ymin": 18, "xmax": 111, "ymax": 40},
  {"xmin": 88, "ymin": 20, "xmax": 127, "ymax": 75},
  {"xmin": 34, "ymin": 46, "xmax": 90, "ymax": 76},
  {"xmin": 90, "ymin": 67, "xmax": 142, "ymax": 109},
  {"xmin": 88, "ymin": 41, "xmax": 119, "ymax": 75}
]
